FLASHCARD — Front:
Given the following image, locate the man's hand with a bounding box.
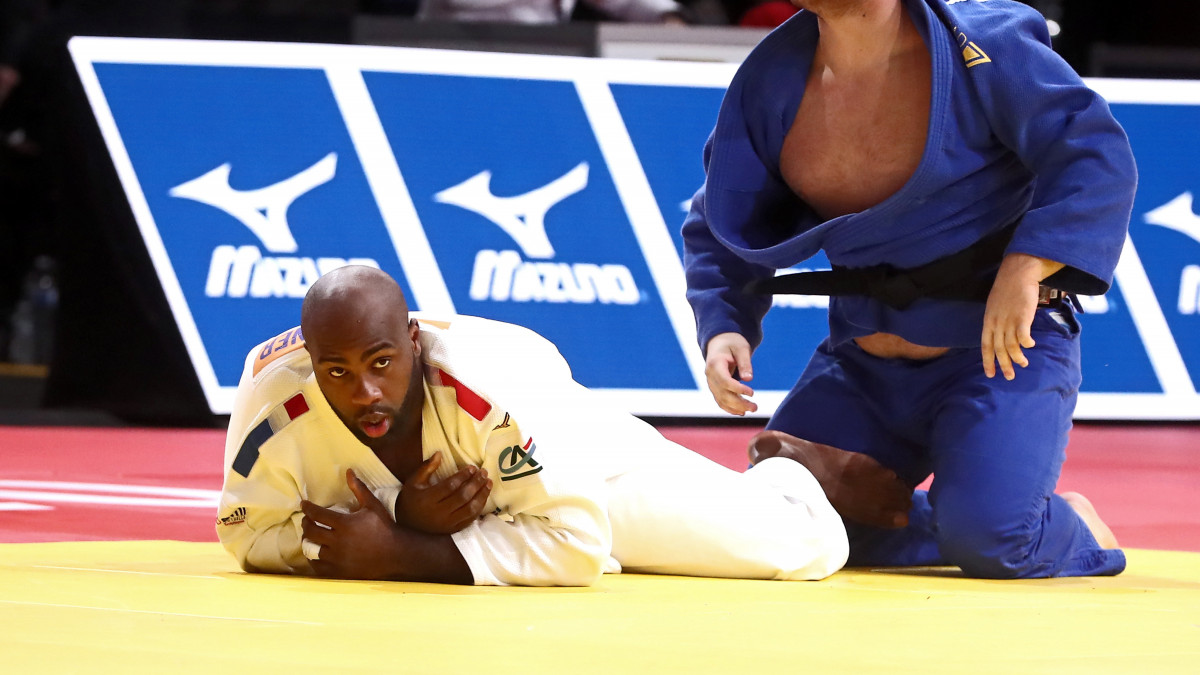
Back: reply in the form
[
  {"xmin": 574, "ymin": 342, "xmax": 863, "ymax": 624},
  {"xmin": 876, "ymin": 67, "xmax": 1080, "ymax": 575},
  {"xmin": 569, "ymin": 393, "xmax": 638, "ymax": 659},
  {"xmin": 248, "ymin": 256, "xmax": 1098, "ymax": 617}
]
[
  {"xmin": 704, "ymin": 332, "xmax": 757, "ymax": 415},
  {"xmin": 396, "ymin": 451, "xmax": 492, "ymax": 534},
  {"xmin": 301, "ymin": 469, "xmax": 406, "ymax": 580},
  {"xmin": 981, "ymin": 253, "xmax": 1064, "ymax": 380}
]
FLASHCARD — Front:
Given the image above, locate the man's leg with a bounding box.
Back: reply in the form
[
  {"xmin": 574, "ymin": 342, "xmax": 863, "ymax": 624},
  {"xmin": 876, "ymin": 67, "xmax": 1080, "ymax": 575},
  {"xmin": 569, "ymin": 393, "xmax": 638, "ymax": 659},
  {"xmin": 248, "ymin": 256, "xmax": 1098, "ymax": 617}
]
[
  {"xmin": 762, "ymin": 339, "xmax": 945, "ymax": 567},
  {"xmin": 927, "ymin": 308, "xmax": 1125, "ymax": 578},
  {"xmin": 606, "ymin": 440, "xmax": 849, "ymax": 581}
]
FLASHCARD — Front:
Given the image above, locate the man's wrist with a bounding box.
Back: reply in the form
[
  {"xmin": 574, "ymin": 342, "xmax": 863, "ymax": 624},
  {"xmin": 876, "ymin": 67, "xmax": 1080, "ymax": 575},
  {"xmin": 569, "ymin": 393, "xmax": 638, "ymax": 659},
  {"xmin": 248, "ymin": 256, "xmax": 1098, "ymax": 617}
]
[
  {"xmin": 1003, "ymin": 253, "xmax": 1065, "ymax": 282},
  {"xmin": 388, "ymin": 526, "xmax": 473, "ymax": 584}
]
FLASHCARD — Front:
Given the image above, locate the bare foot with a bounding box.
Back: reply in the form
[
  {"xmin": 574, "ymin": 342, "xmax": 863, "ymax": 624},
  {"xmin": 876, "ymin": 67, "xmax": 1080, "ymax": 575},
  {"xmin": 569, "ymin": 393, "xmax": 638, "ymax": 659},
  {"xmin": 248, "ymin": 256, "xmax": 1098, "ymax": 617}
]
[
  {"xmin": 1061, "ymin": 492, "xmax": 1119, "ymax": 549},
  {"xmin": 749, "ymin": 430, "xmax": 913, "ymax": 529}
]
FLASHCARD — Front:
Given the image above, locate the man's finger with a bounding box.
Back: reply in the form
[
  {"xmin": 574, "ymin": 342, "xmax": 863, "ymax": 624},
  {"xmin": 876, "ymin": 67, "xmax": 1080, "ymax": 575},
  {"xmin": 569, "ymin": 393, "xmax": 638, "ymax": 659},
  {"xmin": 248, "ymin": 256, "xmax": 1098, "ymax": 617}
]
[
  {"xmin": 452, "ymin": 470, "xmax": 489, "ymax": 504},
  {"xmin": 451, "ymin": 477, "xmax": 492, "ymax": 521},
  {"xmin": 981, "ymin": 327, "xmax": 996, "ymax": 378},
  {"xmin": 1007, "ymin": 338, "xmax": 1029, "ymax": 369},
  {"xmin": 1019, "ymin": 323, "xmax": 1036, "ymax": 350},
  {"xmin": 346, "ymin": 469, "xmax": 386, "ymax": 515},
  {"xmin": 708, "ymin": 366, "xmax": 753, "ymax": 398},
  {"xmin": 433, "ymin": 466, "xmax": 477, "ymax": 499},
  {"xmin": 301, "ymin": 500, "xmax": 343, "ymax": 527},
  {"xmin": 302, "ymin": 516, "xmax": 335, "ymax": 544},
  {"xmin": 410, "ymin": 451, "xmax": 443, "ymax": 488},
  {"xmin": 732, "ymin": 346, "xmax": 753, "ymax": 383},
  {"xmin": 997, "ymin": 346, "xmax": 1015, "ymax": 380},
  {"xmin": 309, "ymin": 557, "xmax": 336, "ymax": 578}
]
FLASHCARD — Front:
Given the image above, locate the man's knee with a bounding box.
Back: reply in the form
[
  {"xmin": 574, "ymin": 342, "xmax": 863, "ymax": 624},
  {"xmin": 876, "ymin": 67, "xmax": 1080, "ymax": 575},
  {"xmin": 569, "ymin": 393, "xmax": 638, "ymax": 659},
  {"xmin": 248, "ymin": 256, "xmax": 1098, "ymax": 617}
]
[{"xmin": 934, "ymin": 503, "xmax": 1050, "ymax": 579}]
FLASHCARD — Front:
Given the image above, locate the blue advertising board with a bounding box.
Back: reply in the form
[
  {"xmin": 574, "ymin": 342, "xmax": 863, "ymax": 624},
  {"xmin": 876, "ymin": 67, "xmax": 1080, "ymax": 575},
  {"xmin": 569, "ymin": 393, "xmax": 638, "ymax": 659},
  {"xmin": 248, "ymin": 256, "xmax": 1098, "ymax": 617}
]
[{"xmin": 69, "ymin": 37, "xmax": 1200, "ymax": 419}]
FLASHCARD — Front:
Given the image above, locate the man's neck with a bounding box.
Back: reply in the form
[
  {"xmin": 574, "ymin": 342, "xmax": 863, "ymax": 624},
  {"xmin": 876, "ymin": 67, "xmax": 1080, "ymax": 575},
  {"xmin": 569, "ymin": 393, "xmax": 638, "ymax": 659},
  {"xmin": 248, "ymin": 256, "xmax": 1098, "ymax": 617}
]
[
  {"xmin": 811, "ymin": 0, "xmax": 915, "ymax": 74},
  {"xmin": 372, "ymin": 378, "xmax": 427, "ymax": 481}
]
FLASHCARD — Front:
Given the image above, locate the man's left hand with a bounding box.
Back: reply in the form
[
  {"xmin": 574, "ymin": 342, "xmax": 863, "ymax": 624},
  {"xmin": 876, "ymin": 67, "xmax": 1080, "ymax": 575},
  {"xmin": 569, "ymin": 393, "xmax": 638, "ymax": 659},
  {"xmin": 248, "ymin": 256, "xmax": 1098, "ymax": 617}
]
[
  {"xmin": 981, "ymin": 253, "xmax": 1064, "ymax": 380},
  {"xmin": 301, "ymin": 469, "xmax": 403, "ymax": 580}
]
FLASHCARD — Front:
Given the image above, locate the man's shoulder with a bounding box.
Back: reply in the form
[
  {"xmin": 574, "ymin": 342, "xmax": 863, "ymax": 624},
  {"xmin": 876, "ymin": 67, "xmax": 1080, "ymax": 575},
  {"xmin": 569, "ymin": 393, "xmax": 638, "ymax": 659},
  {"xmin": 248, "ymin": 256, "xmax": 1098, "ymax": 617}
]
[
  {"xmin": 245, "ymin": 325, "xmax": 310, "ymax": 381},
  {"xmin": 415, "ymin": 313, "xmax": 575, "ymax": 420},
  {"xmin": 933, "ymin": 0, "xmax": 1050, "ymax": 45}
]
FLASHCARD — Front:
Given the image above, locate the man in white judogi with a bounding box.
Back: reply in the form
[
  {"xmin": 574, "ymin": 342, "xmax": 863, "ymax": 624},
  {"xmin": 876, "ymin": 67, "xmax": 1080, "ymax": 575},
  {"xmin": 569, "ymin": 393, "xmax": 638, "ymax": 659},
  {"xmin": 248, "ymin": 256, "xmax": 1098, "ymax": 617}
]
[{"xmin": 216, "ymin": 266, "xmax": 847, "ymax": 586}]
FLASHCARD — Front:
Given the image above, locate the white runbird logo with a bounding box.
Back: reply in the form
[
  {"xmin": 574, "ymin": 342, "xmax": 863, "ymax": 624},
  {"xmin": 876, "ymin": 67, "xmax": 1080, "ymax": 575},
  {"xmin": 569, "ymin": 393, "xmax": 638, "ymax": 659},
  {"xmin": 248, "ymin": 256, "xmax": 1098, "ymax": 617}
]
[
  {"xmin": 1144, "ymin": 192, "xmax": 1200, "ymax": 245},
  {"xmin": 169, "ymin": 152, "xmax": 338, "ymax": 253},
  {"xmin": 1144, "ymin": 192, "xmax": 1200, "ymax": 315},
  {"xmin": 169, "ymin": 153, "xmax": 378, "ymax": 299},
  {"xmin": 433, "ymin": 162, "xmax": 589, "ymax": 259}
]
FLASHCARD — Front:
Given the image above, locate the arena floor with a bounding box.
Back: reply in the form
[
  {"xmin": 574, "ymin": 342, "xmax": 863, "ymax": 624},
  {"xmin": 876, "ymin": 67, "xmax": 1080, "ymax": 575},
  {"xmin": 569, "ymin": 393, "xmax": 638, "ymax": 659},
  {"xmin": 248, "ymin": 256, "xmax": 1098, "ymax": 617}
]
[{"xmin": 2, "ymin": 423, "xmax": 1198, "ymax": 673}]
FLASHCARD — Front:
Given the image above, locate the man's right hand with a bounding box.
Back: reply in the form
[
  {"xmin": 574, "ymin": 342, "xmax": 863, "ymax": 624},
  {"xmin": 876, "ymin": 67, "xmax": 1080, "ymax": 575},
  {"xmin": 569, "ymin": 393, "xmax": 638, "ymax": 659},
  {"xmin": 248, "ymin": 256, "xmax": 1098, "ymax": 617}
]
[
  {"xmin": 395, "ymin": 451, "xmax": 492, "ymax": 534},
  {"xmin": 704, "ymin": 332, "xmax": 757, "ymax": 416}
]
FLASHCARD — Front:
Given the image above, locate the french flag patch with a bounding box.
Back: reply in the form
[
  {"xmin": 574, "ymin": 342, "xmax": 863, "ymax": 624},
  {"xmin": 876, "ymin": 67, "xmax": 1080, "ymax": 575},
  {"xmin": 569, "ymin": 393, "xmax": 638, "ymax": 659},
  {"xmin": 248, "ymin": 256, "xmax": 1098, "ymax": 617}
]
[{"xmin": 232, "ymin": 393, "xmax": 309, "ymax": 478}]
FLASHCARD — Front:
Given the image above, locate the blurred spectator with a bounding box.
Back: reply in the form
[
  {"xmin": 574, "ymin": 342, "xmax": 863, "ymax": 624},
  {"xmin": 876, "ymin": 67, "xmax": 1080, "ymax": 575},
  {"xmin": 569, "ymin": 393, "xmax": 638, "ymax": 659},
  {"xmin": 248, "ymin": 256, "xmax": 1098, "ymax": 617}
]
[
  {"xmin": 418, "ymin": 0, "xmax": 689, "ymax": 26},
  {"xmin": 0, "ymin": 0, "xmax": 52, "ymax": 360},
  {"xmin": 733, "ymin": 0, "xmax": 794, "ymax": 28}
]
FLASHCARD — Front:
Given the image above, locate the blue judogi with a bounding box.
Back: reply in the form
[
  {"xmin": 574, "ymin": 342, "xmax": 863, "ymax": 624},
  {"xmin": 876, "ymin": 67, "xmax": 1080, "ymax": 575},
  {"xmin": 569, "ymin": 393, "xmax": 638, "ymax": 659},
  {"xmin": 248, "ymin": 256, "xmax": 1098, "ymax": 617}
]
[{"xmin": 682, "ymin": 0, "xmax": 1136, "ymax": 577}]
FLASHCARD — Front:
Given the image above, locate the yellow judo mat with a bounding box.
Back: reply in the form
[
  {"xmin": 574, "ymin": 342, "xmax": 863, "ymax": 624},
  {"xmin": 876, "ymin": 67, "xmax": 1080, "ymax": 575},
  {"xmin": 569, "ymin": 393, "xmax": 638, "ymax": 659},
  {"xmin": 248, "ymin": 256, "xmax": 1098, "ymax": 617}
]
[{"xmin": 2, "ymin": 541, "xmax": 1198, "ymax": 674}]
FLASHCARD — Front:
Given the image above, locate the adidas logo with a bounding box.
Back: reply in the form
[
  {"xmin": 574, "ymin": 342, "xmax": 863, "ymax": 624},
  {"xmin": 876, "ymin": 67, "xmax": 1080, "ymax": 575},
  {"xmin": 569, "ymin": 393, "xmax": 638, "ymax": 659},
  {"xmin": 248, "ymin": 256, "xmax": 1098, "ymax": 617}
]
[{"xmin": 217, "ymin": 506, "xmax": 247, "ymax": 526}]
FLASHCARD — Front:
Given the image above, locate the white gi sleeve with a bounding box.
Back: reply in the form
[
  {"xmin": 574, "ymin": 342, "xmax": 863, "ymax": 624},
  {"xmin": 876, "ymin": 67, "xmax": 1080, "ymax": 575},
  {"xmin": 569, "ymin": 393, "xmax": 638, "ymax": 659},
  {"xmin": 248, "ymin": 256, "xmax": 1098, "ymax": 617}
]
[
  {"xmin": 217, "ymin": 461, "xmax": 310, "ymax": 575},
  {"xmin": 215, "ymin": 343, "xmax": 320, "ymax": 575},
  {"xmin": 448, "ymin": 416, "xmax": 613, "ymax": 587}
]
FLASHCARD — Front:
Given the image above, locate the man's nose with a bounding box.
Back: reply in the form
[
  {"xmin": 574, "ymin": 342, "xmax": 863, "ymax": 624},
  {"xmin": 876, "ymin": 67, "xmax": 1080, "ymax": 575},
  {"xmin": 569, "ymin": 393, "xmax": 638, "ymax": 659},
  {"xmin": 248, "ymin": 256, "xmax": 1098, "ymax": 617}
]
[{"xmin": 352, "ymin": 376, "xmax": 383, "ymax": 405}]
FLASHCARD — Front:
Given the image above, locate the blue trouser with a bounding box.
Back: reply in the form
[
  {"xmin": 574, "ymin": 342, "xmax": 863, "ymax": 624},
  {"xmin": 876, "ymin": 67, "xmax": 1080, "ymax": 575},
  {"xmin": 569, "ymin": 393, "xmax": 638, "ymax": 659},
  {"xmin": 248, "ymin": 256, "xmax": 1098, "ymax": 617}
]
[{"xmin": 766, "ymin": 305, "xmax": 1126, "ymax": 578}]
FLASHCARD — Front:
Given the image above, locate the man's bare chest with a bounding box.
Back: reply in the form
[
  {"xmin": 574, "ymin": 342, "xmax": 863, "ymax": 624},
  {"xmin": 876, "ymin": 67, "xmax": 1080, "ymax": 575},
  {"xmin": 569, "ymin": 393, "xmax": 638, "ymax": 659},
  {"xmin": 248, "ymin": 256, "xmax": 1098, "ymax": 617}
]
[{"xmin": 781, "ymin": 58, "xmax": 931, "ymax": 219}]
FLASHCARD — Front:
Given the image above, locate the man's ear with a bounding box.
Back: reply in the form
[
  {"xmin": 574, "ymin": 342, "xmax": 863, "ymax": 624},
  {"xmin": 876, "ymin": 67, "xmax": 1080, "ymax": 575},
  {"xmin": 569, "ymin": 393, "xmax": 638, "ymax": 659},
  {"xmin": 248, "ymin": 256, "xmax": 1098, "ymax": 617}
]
[{"xmin": 409, "ymin": 318, "xmax": 422, "ymax": 356}]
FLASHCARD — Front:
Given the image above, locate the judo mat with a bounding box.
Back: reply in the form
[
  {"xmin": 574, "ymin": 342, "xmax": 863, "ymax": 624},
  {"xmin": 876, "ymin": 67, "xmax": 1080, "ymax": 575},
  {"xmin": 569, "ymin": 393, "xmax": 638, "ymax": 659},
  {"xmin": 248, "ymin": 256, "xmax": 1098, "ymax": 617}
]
[
  {"xmin": 2, "ymin": 423, "xmax": 1199, "ymax": 673},
  {"xmin": 3, "ymin": 540, "xmax": 1199, "ymax": 674}
]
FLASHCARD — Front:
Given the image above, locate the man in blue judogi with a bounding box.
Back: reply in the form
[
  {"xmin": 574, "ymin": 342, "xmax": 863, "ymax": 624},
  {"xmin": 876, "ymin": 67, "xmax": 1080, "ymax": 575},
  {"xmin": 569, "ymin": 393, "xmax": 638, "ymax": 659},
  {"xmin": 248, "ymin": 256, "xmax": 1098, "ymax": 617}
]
[{"xmin": 683, "ymin": 0, "xmax": 1135, "ymax": 578}]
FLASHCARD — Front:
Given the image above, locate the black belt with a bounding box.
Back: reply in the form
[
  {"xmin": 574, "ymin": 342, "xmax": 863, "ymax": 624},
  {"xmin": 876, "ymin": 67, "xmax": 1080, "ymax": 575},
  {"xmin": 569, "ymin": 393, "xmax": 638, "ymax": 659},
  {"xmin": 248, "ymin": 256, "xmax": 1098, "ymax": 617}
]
[{"xmin": 746, "ymin": 224, "xmax": 1045, "ymax": 310}]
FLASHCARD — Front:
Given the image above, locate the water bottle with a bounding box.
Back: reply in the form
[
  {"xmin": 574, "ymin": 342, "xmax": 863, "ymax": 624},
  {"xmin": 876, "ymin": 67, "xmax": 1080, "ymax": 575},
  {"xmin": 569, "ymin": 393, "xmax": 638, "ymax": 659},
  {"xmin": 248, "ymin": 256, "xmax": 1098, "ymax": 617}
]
[{"xmin": 7, "ymin": 255, "xmax": 58, "ymax": 365}]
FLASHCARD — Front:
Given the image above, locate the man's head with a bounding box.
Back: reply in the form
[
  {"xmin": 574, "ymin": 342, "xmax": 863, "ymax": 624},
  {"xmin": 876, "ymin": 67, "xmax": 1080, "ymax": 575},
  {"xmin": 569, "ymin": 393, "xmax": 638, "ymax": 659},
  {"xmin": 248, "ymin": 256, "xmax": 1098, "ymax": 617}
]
[
  {"xmin": 301, "ymin": 266, "xmax": 423, "ymax": 450},
  {"xmin": 786, "ymin": 0, "xmax": 872, "ymax": 18}
]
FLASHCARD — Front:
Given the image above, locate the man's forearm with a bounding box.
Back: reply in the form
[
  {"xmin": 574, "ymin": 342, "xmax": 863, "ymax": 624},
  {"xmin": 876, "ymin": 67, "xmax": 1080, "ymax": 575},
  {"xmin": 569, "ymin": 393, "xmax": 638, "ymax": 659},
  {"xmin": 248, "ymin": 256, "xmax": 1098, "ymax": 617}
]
[{"xmin": 386, "ymin": 527, "xmax": 474, "ymax": 584}]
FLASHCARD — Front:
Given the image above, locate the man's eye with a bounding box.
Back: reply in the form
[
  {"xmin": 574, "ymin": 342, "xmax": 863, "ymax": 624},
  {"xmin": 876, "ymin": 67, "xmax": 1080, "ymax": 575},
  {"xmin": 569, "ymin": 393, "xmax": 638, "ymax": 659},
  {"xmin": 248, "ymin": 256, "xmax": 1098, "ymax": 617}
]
[
  {"xmin": 373, "ymin": 357, "xmax": 391, "ymax": 369},
  {"xmin": 328, "ymin": 368, "xmax": 346, "ymax": 378}
]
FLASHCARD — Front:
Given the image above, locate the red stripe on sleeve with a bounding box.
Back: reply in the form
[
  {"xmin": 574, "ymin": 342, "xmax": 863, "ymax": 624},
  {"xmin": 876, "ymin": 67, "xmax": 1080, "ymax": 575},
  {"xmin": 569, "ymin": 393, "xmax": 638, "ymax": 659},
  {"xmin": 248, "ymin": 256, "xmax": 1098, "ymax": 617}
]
[
  {"xmin": 437, "ymin": 370, "xmax": 492, "ymax": 421},
  {"xmin": 283, "ymin": 393, "xmax": 310, "ymax": 420}
]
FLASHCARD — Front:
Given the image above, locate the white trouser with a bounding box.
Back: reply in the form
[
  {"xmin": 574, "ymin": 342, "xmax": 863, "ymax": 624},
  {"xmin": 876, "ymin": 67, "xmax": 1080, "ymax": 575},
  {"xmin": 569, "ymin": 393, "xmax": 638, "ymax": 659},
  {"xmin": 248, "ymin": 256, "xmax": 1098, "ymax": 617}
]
[{"xmin": 605, "ymin": 448, "xmax": 849, "ymax": 581}]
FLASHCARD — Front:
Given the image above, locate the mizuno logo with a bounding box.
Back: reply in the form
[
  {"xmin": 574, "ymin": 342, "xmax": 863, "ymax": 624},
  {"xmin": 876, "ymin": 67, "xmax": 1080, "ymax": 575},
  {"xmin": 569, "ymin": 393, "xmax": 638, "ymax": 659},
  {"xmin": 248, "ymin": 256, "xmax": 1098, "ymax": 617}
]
[
  {"xmin": 170, "ymin": 152, "xmax": 338, "ymax": 253},
  {"xmin": 434, "ymin": 162, "xmax": 589, "ymax": 259},
  {"xmin": 469, "ymin": 249, "xmax": 640, "ymax": 305},
  {"xmin": 173, "ymin": 153, "xmax": 381, "ymax": 298}
]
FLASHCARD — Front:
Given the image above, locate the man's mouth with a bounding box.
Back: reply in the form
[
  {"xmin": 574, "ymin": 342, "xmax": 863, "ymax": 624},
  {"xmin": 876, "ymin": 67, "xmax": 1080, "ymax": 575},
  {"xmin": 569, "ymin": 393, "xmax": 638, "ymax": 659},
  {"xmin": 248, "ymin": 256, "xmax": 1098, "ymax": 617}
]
[{"xmin": 358, "ymin": 411, "xmax": 392, "ymax": 439}]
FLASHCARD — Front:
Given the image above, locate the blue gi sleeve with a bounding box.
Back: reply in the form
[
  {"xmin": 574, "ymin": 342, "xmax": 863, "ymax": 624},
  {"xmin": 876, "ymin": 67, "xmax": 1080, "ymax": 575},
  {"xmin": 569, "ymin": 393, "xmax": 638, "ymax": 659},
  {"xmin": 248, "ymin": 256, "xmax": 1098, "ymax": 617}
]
[
  {"xmin": 683, "ymin": 48, "xmax": 801, "ymax": 355},
  {"xmin": 969, "ymin": 2, "xmax": 1136, "ymax": 294},
  {"xmin": 682, "ymin": 175, "xmax": 775, "ymax": 353}
]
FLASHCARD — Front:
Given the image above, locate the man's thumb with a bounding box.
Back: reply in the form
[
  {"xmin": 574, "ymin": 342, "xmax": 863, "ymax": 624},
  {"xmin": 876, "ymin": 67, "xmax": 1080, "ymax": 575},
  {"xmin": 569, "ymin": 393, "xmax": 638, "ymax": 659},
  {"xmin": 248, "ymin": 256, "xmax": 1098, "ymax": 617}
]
[
  {"xmin": 346, "ymin": 469, "xmax": 382, "ymax": 512},
  {"xmin": 734, "ymin": 348, "xmax": 753, "ymax": 382},
  {"xmin": 411, "ymin": 451, "xmax": 443, "ymax": 487}
]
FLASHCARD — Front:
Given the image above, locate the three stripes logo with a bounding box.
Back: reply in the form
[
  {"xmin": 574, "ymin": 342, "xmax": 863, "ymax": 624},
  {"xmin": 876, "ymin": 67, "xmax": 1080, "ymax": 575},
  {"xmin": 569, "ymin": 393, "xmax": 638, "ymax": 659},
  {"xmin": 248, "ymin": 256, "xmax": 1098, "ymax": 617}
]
[
  {"xmin": 498, "ymin": 438, "xmax": 542, "ymax": 482},
  {"xmin": 950, "ymin": 25, "xmax": 991, "ymax": 68},
  {"xmin": 217, "ymin": 506, "xmax": 247, "ymax": 526}
]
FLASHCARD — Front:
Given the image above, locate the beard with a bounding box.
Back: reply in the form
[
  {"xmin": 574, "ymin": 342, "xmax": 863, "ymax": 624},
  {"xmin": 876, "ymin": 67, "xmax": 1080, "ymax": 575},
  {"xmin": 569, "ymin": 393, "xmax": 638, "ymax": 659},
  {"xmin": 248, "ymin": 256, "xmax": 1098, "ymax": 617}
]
[
  {"xmin": 337, "ymin": 352, "xmax": 424, "ymax": 451},
  {"xmin": 791, "ymin": 0, "xmax": 869, "ymax": 18}
]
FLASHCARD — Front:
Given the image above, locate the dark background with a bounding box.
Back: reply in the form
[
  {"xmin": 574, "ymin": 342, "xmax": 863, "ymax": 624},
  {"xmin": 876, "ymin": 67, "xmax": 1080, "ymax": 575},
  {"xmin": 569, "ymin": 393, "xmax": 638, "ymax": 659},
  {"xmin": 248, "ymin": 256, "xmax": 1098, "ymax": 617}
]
[{"xmin": 0, "ymin": 0, "xmax": 1196, "ymax": 426}]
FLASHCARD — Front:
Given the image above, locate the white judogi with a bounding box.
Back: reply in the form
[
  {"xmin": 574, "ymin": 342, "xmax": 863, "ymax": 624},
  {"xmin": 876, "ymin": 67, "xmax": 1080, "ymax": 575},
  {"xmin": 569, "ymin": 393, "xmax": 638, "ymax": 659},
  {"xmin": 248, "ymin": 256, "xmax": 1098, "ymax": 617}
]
[{"xmin": 217, "ymin": 314, "xmax": 848, "ymax": 585}]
